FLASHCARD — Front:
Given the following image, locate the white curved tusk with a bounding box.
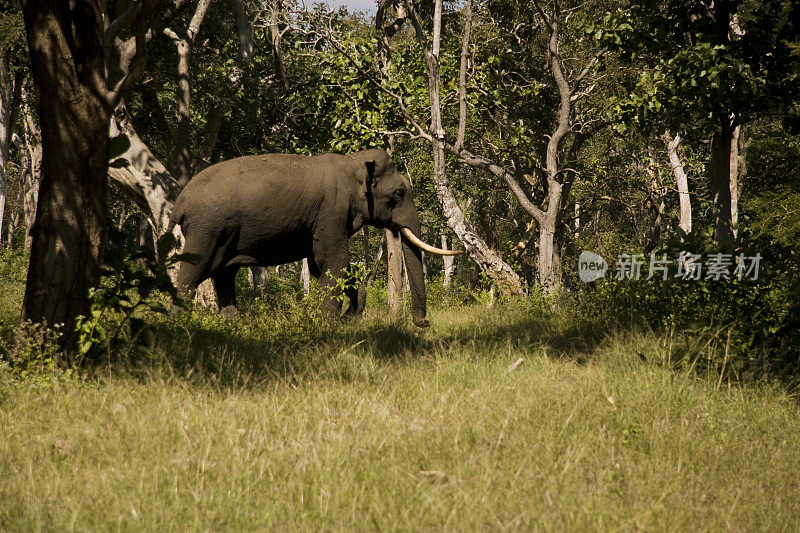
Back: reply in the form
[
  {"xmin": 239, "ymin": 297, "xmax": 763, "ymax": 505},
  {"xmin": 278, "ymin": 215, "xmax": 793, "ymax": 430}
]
[{"xmin": 400, "ymin": 228, "xmax": 463, "ymax": 256}]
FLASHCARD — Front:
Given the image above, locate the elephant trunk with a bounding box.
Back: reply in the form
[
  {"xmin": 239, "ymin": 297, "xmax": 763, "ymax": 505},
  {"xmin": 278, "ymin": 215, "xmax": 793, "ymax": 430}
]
[
  {"xmin": 392, "ymin": 200, "xmax": 429, "ymax": 327},
  {"xmin": 401, "ymin": 232, "xmax": 428, "ymax": 327}
]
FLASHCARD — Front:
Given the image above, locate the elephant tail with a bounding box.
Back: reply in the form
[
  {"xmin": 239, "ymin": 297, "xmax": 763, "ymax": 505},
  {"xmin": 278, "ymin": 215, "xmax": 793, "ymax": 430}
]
[{"xmin": 168, "ymin": 194, "xmax": 187, "ymax": 231}]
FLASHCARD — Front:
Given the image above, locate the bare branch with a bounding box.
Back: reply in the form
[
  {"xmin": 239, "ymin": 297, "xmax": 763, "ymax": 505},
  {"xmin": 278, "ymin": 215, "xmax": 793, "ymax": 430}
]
[
  {"xmin": 444, "ymin": 142, "xmax": 545, "ymax": 223},
  {"xmin": 187, "ymin": 0, "xmax": 213, "ymax": 42},
  {"xmin": 572, "ymin": 47, "xmax": 606, "ymax": 87},
  {"xmin": 269, "ymin": 0, "xmax": 289, "ymax": 92},
  {"xmin": 455, "ymin": 0, "xmax": 473, "ymax": 151},
  {"xmin": 104, "ymin": 4, "xmax": 138, "ymax": 53}
]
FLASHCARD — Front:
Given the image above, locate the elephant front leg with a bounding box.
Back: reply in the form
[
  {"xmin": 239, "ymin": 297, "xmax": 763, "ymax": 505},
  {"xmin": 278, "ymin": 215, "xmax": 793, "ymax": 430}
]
[{"xmin": 311, "ymin": 245, "xmax": 358, "ymax": 321}]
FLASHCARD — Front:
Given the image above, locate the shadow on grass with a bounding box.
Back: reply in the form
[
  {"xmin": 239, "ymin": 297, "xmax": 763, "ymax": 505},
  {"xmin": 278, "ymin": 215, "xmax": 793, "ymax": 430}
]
[{"xmin": 102, "ymin": 300, "xmax": 617, "ymax": 390}]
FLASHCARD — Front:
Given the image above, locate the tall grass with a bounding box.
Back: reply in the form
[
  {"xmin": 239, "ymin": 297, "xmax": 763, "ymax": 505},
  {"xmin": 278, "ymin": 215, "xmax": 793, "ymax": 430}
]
[{"xmin": 1, "ymin": 256, "xmax": 799, "ymax": 530}]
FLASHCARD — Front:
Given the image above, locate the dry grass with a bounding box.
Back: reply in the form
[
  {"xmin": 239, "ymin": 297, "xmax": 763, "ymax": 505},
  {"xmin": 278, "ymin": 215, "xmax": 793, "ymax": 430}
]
[{"xmin": 1, "ymin": 295, "xmax": 799, "ymax": 530}]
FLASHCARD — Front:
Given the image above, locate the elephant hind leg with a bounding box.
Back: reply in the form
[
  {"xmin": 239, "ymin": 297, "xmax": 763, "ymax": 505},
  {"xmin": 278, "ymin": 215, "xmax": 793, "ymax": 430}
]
[
  {"xmin": 176, "ymin": 259, "xmax": 204, "ymax": 304},
  {"xmin": 212, "ymin": 267, "xmax": 239, "ymax": 318},
  {"xmin": 175, "ymin": 239, "xmax": 213, "ymax": 303}
]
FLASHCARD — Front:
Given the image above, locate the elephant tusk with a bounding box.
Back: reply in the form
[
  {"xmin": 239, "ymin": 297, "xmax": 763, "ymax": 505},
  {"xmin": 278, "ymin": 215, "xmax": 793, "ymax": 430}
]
[{"xmin": 400, "ymin": 228, "xmax": 464, "ymax": 256}]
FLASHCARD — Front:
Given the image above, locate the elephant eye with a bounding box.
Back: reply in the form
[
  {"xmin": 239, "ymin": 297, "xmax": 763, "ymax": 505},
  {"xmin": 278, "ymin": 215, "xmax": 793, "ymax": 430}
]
[{"xmin": 388, "ymin": 188, "xmax": 405, "ymax": 210}]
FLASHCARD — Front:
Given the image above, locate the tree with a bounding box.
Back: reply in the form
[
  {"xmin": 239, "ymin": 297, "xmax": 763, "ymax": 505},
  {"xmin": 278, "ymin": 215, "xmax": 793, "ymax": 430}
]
[
  {"xmin": 20, "ymin": 0, "xmax": 192, "ymax": 349},
  {"xmin": 0, "ymin": 1, "xmax": 24, "ymax": 247},
  {"xmin": 611, "ymin": 0, "xmax": 800, "ymax": 245},
  {"xmin": 662, "ymin": 131, "xmax": 691, "ymax": 235}
]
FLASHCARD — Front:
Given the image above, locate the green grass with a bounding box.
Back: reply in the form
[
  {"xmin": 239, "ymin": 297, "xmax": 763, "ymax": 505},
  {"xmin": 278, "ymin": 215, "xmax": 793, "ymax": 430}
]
[{"xmin": 1, "ymin": 269, "xmax": 799, "ymax": 530}]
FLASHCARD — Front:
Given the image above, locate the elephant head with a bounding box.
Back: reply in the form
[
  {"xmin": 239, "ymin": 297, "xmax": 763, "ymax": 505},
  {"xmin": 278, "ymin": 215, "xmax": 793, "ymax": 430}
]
[{"xmin": 353, "ymin": 149, "xmax": 461, "ymax": 327}]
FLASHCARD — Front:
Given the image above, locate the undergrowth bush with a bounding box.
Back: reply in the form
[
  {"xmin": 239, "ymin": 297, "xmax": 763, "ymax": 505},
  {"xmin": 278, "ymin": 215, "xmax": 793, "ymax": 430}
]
[
  {"xmin": 1, "ymin": 235, "xmax": 797, "ymax": 388},
  {"xmin": 574, "ymin": 228, "xmax": 800, "ymax": 381}
]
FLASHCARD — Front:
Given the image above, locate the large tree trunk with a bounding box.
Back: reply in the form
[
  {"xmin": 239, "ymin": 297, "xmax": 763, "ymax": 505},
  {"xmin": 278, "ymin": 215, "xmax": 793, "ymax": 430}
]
[{"xmin": 21, "ymin": 0, "xmax": 112, "ymax": 348}]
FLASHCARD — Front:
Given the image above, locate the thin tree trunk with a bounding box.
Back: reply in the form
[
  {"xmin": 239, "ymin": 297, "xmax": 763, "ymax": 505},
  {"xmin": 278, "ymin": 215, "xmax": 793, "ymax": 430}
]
[
  {"xmin": 644, "ymin": 154, "xmax": 666, "ymax": 254},
  {"xmin": 364, "ymin": 232, "xmax": 385, "ymax": 287},
  {"xmin": 268, "ymin": 0, "xmax": 289, "ymax": 93},
  {"xmin": 710, "ymin": 115, "xmax": 735, "ymax": 244},
  {"xmin": 386, "ymin": 229, "xmax": 403, "ymax": 311},
  {"xmin": 231, "ymin": 0, "xmax": 254, "ymax": 60},
  {"xmin": 165, "ymin": 0, "xmax": 212, "ymax": 187},
  {"xmin": 0, "ymin": 55, "xmax": 10, "ymax": 247},
  {"xmin": 0, "ymin": 54, "xmax": 20, "ymax": 247},
  {"xmin": 402, "ymin": 252, "xmax": 411, "ymax": 292},
  {"xmin": 405, "ymin": 0, "xmax": 524, "ymax": 297},
  {"xmin": 195, "ymin": 105, "xmax": 225, "ymax": 171},
  {"xmin": 729, "ymin": 124, "xmax": 740, "ymax": 238},
  {"xmin": 593, "ymin": 210, "xmax": 609, "ymax": 258},
  {"xmin": 645, "ymin": 198, "xmax": 665, "ymax": 254},
  {"xmin": 14, "ymin": 104, "xmax": 42, "ymax": 253},
  {"xmin": 173, "ymin": 39, "xmax": 192, "ymax": 184},
  {"xmin": 249, "ymin": 266, "xmax": 270, "ymax": 288},
  {"xmin": 441, "ymin": 234, "xmax": 453, "ymax": 288},
  {"xmin": 536, "ymin": 9, "xmax": 573, "ymax": 294},
  {"xmin": 301, "ymin": 258, "xmax": 310, "ymax": 294},
  {"xmin": 663, "ymin": 131, "xmax": 691, "ymax": 235}
]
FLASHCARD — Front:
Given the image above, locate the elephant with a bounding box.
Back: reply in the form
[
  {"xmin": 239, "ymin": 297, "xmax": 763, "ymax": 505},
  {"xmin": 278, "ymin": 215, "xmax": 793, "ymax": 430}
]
[{"xmin": 168, "ymin": 149, "xmax": 460, "ymax": 327}]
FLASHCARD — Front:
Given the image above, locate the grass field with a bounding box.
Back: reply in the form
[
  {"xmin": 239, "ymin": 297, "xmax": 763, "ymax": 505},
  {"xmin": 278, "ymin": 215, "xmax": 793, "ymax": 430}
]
[{"xmin": 1, "ymin": 254, "xmax": 799, "ymax": 530}]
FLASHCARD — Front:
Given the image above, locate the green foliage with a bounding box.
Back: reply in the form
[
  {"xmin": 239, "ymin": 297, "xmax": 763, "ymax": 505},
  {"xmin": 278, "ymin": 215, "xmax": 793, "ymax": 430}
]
[
  {"xmin": 332, "ymin": 263, "xmax": 368, "ymax": 308},
  {"xmin": 0, "ymin": 1, "xmax": 26, "ymax": 69},
  {"xmin": 71, "ymin": 228, "xmax": 196, "ymax": 358},
  {"xmin": 578, "ymin": 228, "xmax": 800, "ymax": 378},
  {"xmin": 1, "ymin": 321, "xmax": 71, "ymax": 383},
  {"xmin": 606, "ymin": 0, "xmax": 800, "ymax": 134}
]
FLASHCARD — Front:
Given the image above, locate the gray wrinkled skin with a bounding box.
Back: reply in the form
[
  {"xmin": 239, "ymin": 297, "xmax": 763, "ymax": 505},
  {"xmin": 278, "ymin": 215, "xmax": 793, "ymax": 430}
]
[{"xmin": 171, "ymin": 149, "xmax": 429, "ymax": 327}]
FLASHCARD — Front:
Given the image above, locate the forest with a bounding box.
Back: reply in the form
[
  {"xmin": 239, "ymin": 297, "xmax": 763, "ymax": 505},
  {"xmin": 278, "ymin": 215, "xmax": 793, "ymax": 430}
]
[{"xmin": 1, "ymin": 0, "xmax": 800, "ymax": 529}]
